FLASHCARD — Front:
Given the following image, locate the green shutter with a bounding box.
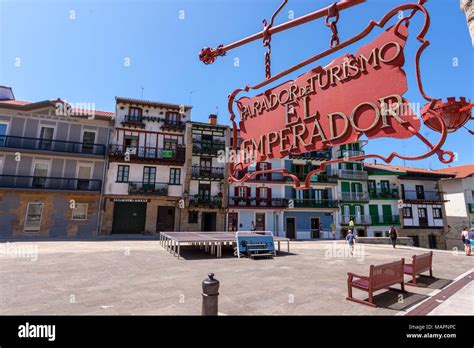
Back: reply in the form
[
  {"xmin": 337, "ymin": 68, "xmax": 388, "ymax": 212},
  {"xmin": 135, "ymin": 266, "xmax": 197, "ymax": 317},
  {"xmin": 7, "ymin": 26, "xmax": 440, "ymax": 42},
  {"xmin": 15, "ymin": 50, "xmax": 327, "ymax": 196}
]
[
  {"xmin": 341, "ymin": 181, "xmax": 350, "ymax": 192},
  {"xmin": 382, "ymin": 205, "xmax": 392, "ymax": 217},
  {"xmin": 349, "ymin": 205, "xmax": 355, "ymax": 216}
]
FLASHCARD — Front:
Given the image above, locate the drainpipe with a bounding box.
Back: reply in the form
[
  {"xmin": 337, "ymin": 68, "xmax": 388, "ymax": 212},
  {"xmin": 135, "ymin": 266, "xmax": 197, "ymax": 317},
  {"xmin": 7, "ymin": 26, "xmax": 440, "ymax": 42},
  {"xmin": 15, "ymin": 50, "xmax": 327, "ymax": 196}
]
[{"xmin": 96, "ymin": 126, "xmax": 112, "ymax": 237}]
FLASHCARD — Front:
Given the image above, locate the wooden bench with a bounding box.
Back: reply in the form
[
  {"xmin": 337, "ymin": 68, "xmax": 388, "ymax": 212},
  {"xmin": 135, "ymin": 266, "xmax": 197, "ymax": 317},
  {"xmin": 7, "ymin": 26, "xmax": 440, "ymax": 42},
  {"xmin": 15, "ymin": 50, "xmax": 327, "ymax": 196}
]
[
  {"xmin": 347, "ymin": 259, "xmax": 406, "ymax": 307},
  {"xmin": 404, "ymin": 251, "xmax": 433, "ymax": 286}
]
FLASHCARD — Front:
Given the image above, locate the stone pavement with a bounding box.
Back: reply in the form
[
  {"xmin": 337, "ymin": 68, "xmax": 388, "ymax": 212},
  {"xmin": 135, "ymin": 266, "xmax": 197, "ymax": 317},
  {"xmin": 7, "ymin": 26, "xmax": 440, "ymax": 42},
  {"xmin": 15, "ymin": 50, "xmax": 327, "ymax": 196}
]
[{"xmin": 0, "ymin": 240, "xmax": 472, "ymax": 315}]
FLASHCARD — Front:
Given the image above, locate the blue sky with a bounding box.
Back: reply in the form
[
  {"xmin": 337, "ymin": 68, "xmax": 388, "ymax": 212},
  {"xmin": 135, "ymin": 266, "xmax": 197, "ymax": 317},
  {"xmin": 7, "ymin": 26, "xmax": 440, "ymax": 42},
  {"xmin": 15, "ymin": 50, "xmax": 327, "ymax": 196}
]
[{"xmin": 1, "ymin": 0, "xmax": 472, "ymax": 169}]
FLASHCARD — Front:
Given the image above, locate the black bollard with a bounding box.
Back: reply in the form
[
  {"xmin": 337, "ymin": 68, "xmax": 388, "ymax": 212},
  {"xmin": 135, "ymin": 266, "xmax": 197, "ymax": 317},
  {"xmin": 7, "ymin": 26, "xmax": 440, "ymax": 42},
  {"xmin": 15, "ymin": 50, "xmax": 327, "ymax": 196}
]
[{"xmin": 202, "ymin": 273, "xmax": 220, "ymax": 316}]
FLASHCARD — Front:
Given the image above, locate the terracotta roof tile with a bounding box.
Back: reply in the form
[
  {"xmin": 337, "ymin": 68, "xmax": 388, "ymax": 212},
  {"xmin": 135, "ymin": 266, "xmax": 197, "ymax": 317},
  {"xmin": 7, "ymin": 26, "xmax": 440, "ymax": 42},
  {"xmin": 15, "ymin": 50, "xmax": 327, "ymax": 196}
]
[
  {"xmin": 435, "ymin": 164, "xmax": 474, "ymax": 179},
  {"xmin": 364, "ymin": 162, "xmax": 455, "ymax": 177}
]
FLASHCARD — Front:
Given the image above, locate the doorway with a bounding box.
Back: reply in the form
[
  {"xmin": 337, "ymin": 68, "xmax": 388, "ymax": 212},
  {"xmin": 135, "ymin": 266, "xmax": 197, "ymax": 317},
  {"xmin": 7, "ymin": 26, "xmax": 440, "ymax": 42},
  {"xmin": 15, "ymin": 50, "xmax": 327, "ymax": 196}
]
[
  {"xmin": 112, "ymin": 202, "xmax": 147, "ymax": 234},
  {"xmin": 255, "ymin": 213, "xmax": 265, "ymax": 231},
  {"xmin": 286, "ymin": 217, "xmax": 296, "ymax": 239},
  {"xmin": 201, "ymin": 212, "xmax": 217, "ymax": 231},
  {"xmin": 311, "ymin": 217, "xmax": 320, "ymax": 239},
  {"xmin": 418, "ymin": 207, "xmax": 428, "ymax": 227},
  {"xmin": 156, "ymin": 206, "xmax": 175, "ymax": 232}
]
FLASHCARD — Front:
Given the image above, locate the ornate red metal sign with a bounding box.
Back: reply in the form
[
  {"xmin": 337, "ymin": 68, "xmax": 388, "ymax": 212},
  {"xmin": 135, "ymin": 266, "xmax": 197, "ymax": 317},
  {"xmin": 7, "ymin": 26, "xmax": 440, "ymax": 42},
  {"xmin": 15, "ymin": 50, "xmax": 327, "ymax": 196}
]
[
  {"xmin": 200, "ymin": 0, "xmax": 473, "ymax": 189},
  {"xmin": 237, "ymin": 23, "xmax": 418, "ymax": 170}
]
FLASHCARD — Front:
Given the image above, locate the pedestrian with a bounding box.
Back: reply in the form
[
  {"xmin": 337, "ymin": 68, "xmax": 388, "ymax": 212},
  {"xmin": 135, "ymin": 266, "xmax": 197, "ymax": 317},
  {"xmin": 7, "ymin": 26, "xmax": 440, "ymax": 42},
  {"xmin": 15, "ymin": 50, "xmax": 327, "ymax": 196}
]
[
  {"xmin": 461, "ymin": 227, "xmax": 471, "ymax": 256},
  {"xmin": 469, "ymin": 228, "xmax": 474, "ymax": 254},
  {"xmin": 346, "ymin": 229, "xmax": 356, "ymax": 256},
  {"xmin": 250, "ymin": 221, "xmax": 256, "ymax": 232},
  {"xmin": 389, "ymin": 225, "xmax": 398, "ymax": 248},
  {"xmin": 348, "ymin": 217, "xmax": 355, "ymax": 230}
]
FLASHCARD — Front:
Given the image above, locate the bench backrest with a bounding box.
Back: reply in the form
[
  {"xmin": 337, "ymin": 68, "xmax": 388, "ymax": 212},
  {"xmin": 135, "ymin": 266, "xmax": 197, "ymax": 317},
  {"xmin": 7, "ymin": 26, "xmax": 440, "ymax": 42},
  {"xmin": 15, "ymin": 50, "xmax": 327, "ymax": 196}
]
[
  {"xmin": 413, "ymin": 251, "xmax": 433, "ymax": 273},
  {"xmin": 370, "ymin": 259, "xmax": 404, "ymax": 290}
]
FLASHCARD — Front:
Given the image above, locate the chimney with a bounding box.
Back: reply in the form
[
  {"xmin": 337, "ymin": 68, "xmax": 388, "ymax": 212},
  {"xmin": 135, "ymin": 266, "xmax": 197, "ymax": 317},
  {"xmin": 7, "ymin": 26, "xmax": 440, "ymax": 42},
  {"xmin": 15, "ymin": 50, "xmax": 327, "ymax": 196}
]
[{"xmin": 208, "ymin": 114, "xmax": 217, "ymax": 125}]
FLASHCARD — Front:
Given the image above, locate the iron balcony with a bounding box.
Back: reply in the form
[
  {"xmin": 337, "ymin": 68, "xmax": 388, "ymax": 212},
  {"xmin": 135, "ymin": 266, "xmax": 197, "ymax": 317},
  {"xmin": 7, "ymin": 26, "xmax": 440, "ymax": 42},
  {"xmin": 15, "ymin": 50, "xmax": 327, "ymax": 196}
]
[
  {"xmin": 0, "ymin": 135, "xmax": 106, "ymax": 156},
  {"xmin": 189, "ymin": 195, "xmax": 222, "ymax": 208},
  {"xmin": 338, "ymin": 169, "xmax": 368, "ymax": 180},
  {"xmin": 0, "ymin": 174, "xmax": 101, "ymax": 191},
  {"xmin": 109, "ymin": 145, "xmax": 185, "ymax": 164},
  {"xmin": 128, "ymin": 182, "xmax": 168, "ymax": 195},
  {"xmin": 228, "ymin": 197, "xmax": 287, "ymax": 207},
  {"xmin": 192, "ymin": 140, "xmax": 226, "ymax": 156},
  {"xmin": 368, "ymin": 188, "xmax": 400, "ymax": 199},
  {"xmin": 402, "ymin": 190, "xmax": 445, "ymax": 202},
  {"xmin": 340, "ymin": 215, "xmax": 372, "ymax": 225},
  {"xmin": 121, "ymin": 115, "xmax": 186, "ymax": 131},
  {"xmin": 370, "ymin": 215, "xmax": 401, "ymax": 226},
  {"xmin": 191, "ymin": 166, "xmax": 224, "ymax": 180},
  {"xmin": 289, "ymin": 199, "xmax": 338, "ymax": 208},
  {"xmin": 338, "ymin": 191, "xmax": 370, "ymax": 202},
  {"xmin": 291, "ymin": 172, "xmax": 338, "ymax": 183},
  {"xmin": 289, "ymin": 150, "xmax": 331, "ymax": 160},
  {"xmin": 338, "ymin": 149, "xmax": 365, "ymax": 158}
]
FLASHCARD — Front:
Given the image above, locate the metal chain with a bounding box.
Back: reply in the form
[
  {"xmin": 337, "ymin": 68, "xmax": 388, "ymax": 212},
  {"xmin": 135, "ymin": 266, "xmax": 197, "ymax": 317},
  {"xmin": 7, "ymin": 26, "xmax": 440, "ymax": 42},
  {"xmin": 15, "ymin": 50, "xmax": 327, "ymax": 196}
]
[
  {"xmin": 263, "ymin": 37, "xmax": 272, "ymax": 80},
  {"xmin": 325, "ymin": 3, "xmax": 340, "ymax": 48}
]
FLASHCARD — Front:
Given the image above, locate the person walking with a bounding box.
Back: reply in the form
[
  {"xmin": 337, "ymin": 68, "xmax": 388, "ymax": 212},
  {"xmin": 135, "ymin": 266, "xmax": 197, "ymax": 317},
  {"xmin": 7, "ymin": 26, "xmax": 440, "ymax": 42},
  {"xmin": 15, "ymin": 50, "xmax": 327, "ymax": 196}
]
[
  {"xmin": 346, "ymin": 229, "xmax": 356, "ymax": 256},
  {"xmin": 461, "ymin": 227, "xmax": 471, "ymax": 256},
  {"xmin": 250, "ymin": 221, "xmax": 256, "ymax": 232},
  {"xmin": 389, "ymin": 225, "xmax": 398, "ymax": 248}
]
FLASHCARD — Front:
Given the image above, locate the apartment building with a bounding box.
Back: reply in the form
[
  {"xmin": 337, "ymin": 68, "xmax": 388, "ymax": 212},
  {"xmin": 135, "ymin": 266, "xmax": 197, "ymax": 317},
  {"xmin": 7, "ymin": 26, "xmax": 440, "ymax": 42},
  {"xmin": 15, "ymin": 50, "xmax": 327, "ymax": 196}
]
[
  {"xmin": 282, "ymin": 151, "xmax": 339, "ymax": 239},
  {"xmin": 364, "ymin": 163, "xmax": 402, "ymax": 237},
  {"xmin": 437, "ymin": 164, "xmax": 474, "ymax": 250},
  {"xmin": 180, "ymin": 115, "xmax": 230, "ymax": 232},
  {"xmin": 101, "ymin": 97, "xmax": 190, "ymax": 235},
  {"xmin": 370, "ymin": 164, "xmax": 454, "ymax": 249},
  {"xmin": 333, "ymin": 142, "xmax": 371, "ymax": 237},
  {"xmin": 228, "ymin": 158, "xmax": 287, "ymax": 235},
  {"xmin": 0, "ymin": 87, "xmax": 112, "ymax": 238}
]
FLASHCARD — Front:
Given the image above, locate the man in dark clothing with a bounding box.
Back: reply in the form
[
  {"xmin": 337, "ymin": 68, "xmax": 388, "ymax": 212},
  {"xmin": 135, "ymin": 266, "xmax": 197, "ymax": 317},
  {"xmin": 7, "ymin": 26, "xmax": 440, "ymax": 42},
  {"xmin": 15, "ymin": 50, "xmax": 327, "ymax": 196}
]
[{"xmin": 389, "ymin": 225, "xmax": 398, "ymax": 248}]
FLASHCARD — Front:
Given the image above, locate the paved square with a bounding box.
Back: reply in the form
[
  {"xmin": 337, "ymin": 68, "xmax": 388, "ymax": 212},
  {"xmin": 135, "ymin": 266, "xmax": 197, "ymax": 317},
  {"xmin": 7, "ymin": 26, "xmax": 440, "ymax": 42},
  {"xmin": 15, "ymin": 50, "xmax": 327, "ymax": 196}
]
[{"xmin": 0, "ymin": 240, "xmax": 472, "ymax": 315}]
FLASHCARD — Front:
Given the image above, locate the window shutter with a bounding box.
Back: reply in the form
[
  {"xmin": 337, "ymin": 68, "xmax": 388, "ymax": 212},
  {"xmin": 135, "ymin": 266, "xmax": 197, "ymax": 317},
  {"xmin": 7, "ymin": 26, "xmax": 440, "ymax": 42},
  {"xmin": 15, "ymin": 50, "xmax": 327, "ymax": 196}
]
[{"xmin": 234, "ymin": 186, "xmax": 239, "ymax": 197}]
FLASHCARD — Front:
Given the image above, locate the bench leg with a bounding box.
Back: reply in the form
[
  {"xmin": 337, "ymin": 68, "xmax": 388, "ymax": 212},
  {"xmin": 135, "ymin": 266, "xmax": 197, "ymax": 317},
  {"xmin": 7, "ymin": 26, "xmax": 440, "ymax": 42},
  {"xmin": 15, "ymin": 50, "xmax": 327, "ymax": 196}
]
[{"xmin": 429, "ymin": 268, "xmax": 433, "ymax": 277}]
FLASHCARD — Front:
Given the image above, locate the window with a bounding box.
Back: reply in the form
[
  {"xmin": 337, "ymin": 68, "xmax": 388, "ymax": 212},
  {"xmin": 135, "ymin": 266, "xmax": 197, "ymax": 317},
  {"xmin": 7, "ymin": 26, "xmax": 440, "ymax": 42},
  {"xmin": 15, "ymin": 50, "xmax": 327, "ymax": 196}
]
[
  {"xmin": 39, "ymin": 126, "xmax": 54, "ymax": 150},
  {"xmin": 77, "ymin": 165, "xmax": 92, "ymax": 190},
  {"xmin": 143, "ymin": 167, "xmax": 156, "ymax": 184},
  {"xmin": 128, "ymin": 107, "xmax": 142, "ymax": 122},
  {"xmin": 433, "ymin": 207, "xmax": 442, "ymax": 219},
  {"xmin": 164, "ymin": 138, "xmax": 178, "ymax": 150},
  {"xmin": 188, "ymin": 211, "xmax": 199, "ymax": 223},
  {"xmin": 238, "ymin": 186, "xmax": 247, "ymax": 197},
  {"xmin": 117, "ymin": 165, "xmax": 129, "ymax": 182},
  {"xmin": 32, "ymin": 162, "xmax": 49, "ymax": 188},
  {"xmin": 72, "ymin": 203, "xmax": 88, "ymax": 220},
  {"xmin": 0, "ymin": 123, "xmax": 8, "ymax": 146},
  {"xmin": 169, "ymin": 168, "xmax": 181, "ymax": 185},
  {"xmin": 82, "ymin": 131, "xmax": 96, "ymax": 154},
  {"xmin": 24, "ymin": 203, "xmax": 43, "ymax": 232},
  {"xmin": 166, "ymin": 112, "xmax": 181, "ymax": 122},
  {"xmin": 403, "ymin": 207, "xmax": 413, "ymax": 218}
]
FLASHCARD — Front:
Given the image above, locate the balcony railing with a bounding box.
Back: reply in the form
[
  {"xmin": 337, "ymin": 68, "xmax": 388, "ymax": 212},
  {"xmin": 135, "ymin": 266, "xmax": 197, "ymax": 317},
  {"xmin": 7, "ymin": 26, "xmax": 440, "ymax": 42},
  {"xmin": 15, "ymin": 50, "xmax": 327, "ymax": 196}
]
[
  {"xmin": 290, "ymin": 150, "xmax": 331, "ymax": 160},
  {"xmin": 122, "ymin": 115, "xmax": 144, "ymax": 124},
  {"xmin": 162, "ymin": 119, "xmax": 185, "ymax": 131},
  {"xmin": 128, "ymin": 182, "xmax": 168, "ymax": 195},
  {"xmin": 370, "ymin": 215, "xmax": 401, "ymax": 225},
  {"xmin": 291, "ymin": 172, "xmax": 338, "ymax": 183},
  {"xmin": 289, "ymin": 199, "xmax": 338, "ymax": 208},
  {"xmin": 192, "ymin": 140, "xmax": 226, "ymax": 156},
  {"xmin": 369, "ymin": 188, "xmax": 400, "ymax": 199},
  {"xmin": 228, "ymin": 197, "xmax": 286, "ymax": 207},
  {"xmin": 109, "ymin": 145, "xmax": 185, "ymax": 163},
  {"xmin": 338, "ymin": 149, "xmax": 365, "ymax": 158},
  {"xmin": 339, "ymin": 191, "xmax": 370, "ymax": 202},
  {"xmin": 191, "ymin": 166, "xmax": 224, "ymax": 179},
  {"xmin": 402, "ymin": 190, "xmax": 444, "ymax": 201},
  {"xmin": 340, "ymin": 215, "xmax": 372, "ymax": 225},
  {"xmin": 0, "ymin": 135, "xmax": 106, "ymax": 156},
  {"xmin": 233, "ymin": 170, "xmax": 286, "ymax": 182},
  {"xmin": 339, "ymin": 169, "xmax": 368, "ymax": 180},
  {"xmin": 0, "ymin": 174, "xmax": 101, "ymax": 191},
  {"xmin": 189, "ymin": 195, "xmax": 222, "ymax": 208}
]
